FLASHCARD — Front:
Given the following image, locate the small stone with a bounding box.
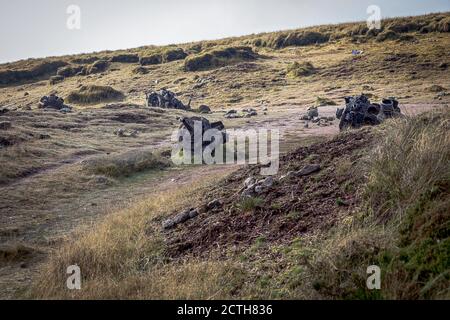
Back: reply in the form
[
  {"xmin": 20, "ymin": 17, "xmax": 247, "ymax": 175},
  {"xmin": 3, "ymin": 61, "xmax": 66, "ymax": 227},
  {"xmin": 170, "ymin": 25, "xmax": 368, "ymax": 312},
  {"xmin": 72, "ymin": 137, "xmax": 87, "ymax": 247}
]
[
  {"xmin": 261, "ymin": 176, "xmax": 274, "ymax": 188},
  {"xmin": 188, "ymin": 209, "xmax": 199, "ymax": 219},
  {"xmin": 162, "ymin": 219, "xmax": 176, "ymax": 230},
  {"xmin": 244, "ymin": 177, "xmax": 256, "ymax": 187},
  {"xmin": 280, "ymin": 171, "xmax": 295, "ymax": 181},
  {"xmin": 173, "ymin": 210, "xmax": 192, "ymax": 225},
  {"xmin": 198, "ymin": 105, "xmax": 211, "ymax": 114},
  {"xmin": 207, "ymin": 199, "xmax": 222, "ymax": 210},
  {"xmin": 129, "ymin": 130, "xmax": 139, "ymax": 138},
  {"xmin": 307, "ymin": 106, "xmax": 319, "ymax": 118},
  {"xmin": 255, "ymin": 186, "xmax": 264, "ymax": 194},
  {"xmin": 115, "ymin": 128, "xmax": 125, "ymax": 137},
  {"xmin": 297, "ymin": 164, "xmax": 321, "ymax": 176}
]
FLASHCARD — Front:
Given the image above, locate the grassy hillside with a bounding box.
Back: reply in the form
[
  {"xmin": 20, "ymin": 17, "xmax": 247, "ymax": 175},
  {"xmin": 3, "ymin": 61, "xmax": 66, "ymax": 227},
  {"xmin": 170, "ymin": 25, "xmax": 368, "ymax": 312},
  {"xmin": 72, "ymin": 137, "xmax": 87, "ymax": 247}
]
[
  {"xmin": 30, "ymin": 109, "xmax": 449, "ymax": 299},
  {"xmin": 0, "ymin": 12, "xmax": 449, "ymax": 110},
  {"xmin": 0, "ymin": 12, "xmax": 449, "ymax": 300}
]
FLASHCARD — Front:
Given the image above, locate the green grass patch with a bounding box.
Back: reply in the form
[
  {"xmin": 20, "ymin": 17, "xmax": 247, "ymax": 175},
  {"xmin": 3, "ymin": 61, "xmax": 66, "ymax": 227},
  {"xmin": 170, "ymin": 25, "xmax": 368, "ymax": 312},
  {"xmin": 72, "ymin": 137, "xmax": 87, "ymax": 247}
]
[{"xmin": 238, "ymin": 197, "xmax": 264, "ymax": 212}]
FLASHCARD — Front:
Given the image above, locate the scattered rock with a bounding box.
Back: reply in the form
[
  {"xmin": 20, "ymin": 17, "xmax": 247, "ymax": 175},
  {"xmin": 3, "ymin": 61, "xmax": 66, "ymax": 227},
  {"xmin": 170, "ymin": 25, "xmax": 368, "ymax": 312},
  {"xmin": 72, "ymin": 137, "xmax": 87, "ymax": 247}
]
[
  {"xmin": 307, "ymin": 106, "xmax": 319, "ymax": 118},
  {"xmin": 242, "ymin": 176, "xmax": 274, "ymax": 197},
  {"xmin": 162, "ymin": 208, "xmax": 200, "ymax": 230},
  {"xmin": 261, "ymin": 176, "xmax": 274, "ymax": 188},
  {"xmin": 207, "ymin": 199, "xmax": 223, "ymax": 211},
  {"xmin": 114, "ymin": 128, "xmax": 139, "ymax": 138},
  {"xmin": 225, "ymin": 108, "xmax": 258, "ymax": 119},
  {"xmin": 244, "ymin": 177, "xmax": 256, "ymax": 187},
  {"xmin": 279, "ymin": 171, "xmax": 296, "ymax": 181},
  {"xmin": 297, "ymin": 164, "xmax": 321, "ymax": 176},
  {"xmin": 301, "ymin": 106, "xmax": 319, "ymax": 121},
  {"xmin": 198, "ymin": 105, "xmax": 211, "ymax": 114},
  {"xmin": 114, "ymin": 128, "xmax": 125, "ymax": 137},
  {"xmin": 60, "ymin": 107, "xmax": 72, "ymax": 113}
]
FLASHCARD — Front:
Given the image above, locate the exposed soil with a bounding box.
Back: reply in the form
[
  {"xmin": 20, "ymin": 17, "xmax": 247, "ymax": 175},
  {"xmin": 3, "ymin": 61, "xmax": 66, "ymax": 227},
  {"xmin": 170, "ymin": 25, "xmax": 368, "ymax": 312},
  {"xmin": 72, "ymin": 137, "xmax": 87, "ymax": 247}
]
[{"xmin": 166, "ymin": 128, "xmax": 376, "ymax": 257}]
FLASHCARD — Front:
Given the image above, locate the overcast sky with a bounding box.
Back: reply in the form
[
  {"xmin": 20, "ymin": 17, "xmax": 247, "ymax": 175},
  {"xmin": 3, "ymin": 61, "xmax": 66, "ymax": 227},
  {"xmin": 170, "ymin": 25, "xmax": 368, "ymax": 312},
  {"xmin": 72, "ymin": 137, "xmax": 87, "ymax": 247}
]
[{"xmin": 0, "ymin": 0, "xmax": 449, "ymax": 63}]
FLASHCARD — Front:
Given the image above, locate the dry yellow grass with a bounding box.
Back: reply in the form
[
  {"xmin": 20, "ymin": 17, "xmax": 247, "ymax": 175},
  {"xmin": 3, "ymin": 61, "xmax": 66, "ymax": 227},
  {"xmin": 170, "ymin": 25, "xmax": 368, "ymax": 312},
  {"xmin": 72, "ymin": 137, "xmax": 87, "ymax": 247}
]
[
  {"xmin": 1, "ymin": 12, "xmax": 449, "ymax": 299},
  {"xmin": 29, "ymin": 110, "xmax": 450, "ymax": 300},
  {"xmin": 29, "ymin": 173, "xmax": 235, "ymax": 299}
]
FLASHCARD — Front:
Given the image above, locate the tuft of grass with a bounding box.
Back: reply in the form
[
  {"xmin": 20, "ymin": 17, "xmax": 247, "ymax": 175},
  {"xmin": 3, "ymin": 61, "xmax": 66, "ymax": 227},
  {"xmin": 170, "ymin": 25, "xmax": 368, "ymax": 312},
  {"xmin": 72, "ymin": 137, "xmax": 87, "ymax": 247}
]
[
  {"xmin": 139, "ymin": 48, "xmax": 187, "ymax": 66},
  {"xmin": 82, "ymin": 149, "xmax": 170, "ymax": 178},
  {"xmin": 287, "ymin": 211, "xmax": 302, "ymax": 220},
  {"xmin": 313, "ymin": 109, "xmax": 450, "ymax": 300},
  {"xmin": 426, "ymin": 84, "xmax": 446, "ymax": 93},
  {"xmin": 56, "ymin": 65, "xmax": 83, "ymax": 77},
  {"xmin": 109, "ymin": 54, "xmax": 139, "ymax": 63},
  {"xmin": 366, "ymin": 110, "xmax": 450, "ymax": 222},
  {"xmin": 287, "ymin": 61, "xmax": 316, "ymax": 78},
  {"xmin": 184, "ymin": 46, "xmax": 258, "ymax": 71},
  {"xmin": 49, "ymin": 75, "xmax": 64, "ymax": 85},
  {"xmin": 82, "ymin": 60, "xmax": 110, "ymax": 75},
  {"xmin": 316, "ymin": 96, "xmax": 337, "ymax": 106},
  {"xmin": 376, "ymin": 30, "xmax": 400, "ymax": 42},
  {"xmin": 66, "ymin": 85, "xmax": 124, "ymax": 104},
  {"xmin": 0, "ymin": 60, "xmax": 68, "ymax": 86},
  {"xmin": 238, "ymin": 197, "xmax": 264, "ymax": 212},
  {"xmin": 162, "ymin": 48, "xmax": 188, "ymax": 62},
  {"xmin": 266, "ymin": 31, "xmax": 329, "ymax": 49},
  {"xmin": 139, "ymin": 54, "xmax": 162, "ymax": 66}
]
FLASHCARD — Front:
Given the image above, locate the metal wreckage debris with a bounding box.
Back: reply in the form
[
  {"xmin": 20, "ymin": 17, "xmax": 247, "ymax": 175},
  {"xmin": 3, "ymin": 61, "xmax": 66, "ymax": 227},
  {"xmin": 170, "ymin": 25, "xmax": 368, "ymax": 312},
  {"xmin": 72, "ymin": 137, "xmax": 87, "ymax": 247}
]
[
  {"xmin": 336, "ymin": 95, "xmax": 402, "ymax": 131},
  {"xmin": 178, "ymin": 116, "xmax": 227, "ymax": 154},
  {"xmin": 145, "ymin": 89, "xmax": 190, "ymax": 110}
]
